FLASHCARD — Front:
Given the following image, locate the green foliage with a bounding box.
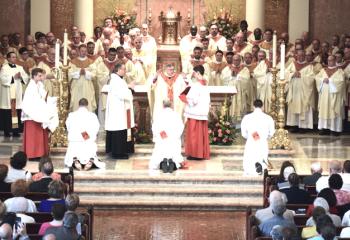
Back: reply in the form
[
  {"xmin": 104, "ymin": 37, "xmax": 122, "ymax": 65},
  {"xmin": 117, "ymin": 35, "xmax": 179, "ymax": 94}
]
[{"xmin": 206, "ymin": 9, "xmax": 239, "ymax": 39}]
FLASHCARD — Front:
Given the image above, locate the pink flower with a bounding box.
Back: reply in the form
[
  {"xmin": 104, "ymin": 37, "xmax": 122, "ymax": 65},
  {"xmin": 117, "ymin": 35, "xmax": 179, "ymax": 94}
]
[
  {"xmin": 223, "ymin": 138, "xmax": 227, "ymax": 143},
  {"xmin": 225, "ymin": 129, "xmax": 230, "ymax": 134},
  {"xmin": 208, "ymin": 129, "xmax": 212, "ymax": 134},
  {"xmin": 213, "ymin": 137, "xmax": 217, "ymax": 142},
  {"xmin": 218, "ymin": 133, "xmax": 223, "ymax": 137},
  {"xmin": 218, "ymin": 129, "xmax": 222, "ymax": 133},
  {"xmin": 215, "ymin": 123, "xmax": 220, "ymax": 127}
]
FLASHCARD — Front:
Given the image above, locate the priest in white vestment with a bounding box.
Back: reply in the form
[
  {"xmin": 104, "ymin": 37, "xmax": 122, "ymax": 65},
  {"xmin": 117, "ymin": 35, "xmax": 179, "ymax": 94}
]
[
  {"xmin": 149, "ymin": 100, "xmax": 184, "ymax": 170},
  {"xmin": 104, "ymin": 63, "xmax": 135, "ymax": 159},
  {"xmin": 316, "ymin": 55, "xmax": 346, "ymax": 134},
  {"xmin": 179, "ymin": 26, "xmax": 199, "ymax": 71},
  {"xmin": 241, "ymin": 99, "xmax": 275, "ymax": 175},
  {"xmin": 286, "ymin": 50, "xmax": 316, "ymax": 130},
  {"xmin": 65, "ymin": 98, "xmax": 105, "ymax": 170}
]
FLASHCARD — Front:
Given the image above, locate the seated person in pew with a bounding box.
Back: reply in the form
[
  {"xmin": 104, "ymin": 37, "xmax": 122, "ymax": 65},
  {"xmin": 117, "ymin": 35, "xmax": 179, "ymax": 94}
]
[
  {"xmin": 65, "ymin": 193, "xmax": 84, "ymax": 236},
  {"xmin": 32, "ymin": 157, "xmax": 61, "ymax": 182},
  {"xmin": 328, "ymin": 174, "xmax": 350, "ymax": 206},
  {"xmin": 258, "ymin": 199, "xmax": 298, "ymax": 237},
  {"xmin": 316, "ymin": 160, "xmax": 342, "ymax": 193},
  {"xmin": 306, "ymin": 188, "xmax": 339, "ymax": 216},
  {"xmin": 39, "ymin": 203, "xmax": 65, "ymax": 235},
  {"xmin": 270, "ymin": 225, "xmax": 299, "ymax": 240},
  {"xmin": 277, "ymin": 161, "xmax": 296, "ymax": 190},
  {"xmin": 308, "ymin": 214, "xmax": 336, "ymax": 240},
  {"xmin": 39, "ymin": 180, "xmax": 65, "ymax": 212},
  {"xmin": 280, "ymin": 173, "xmax": 312, "ymax": 204},
  {"xmin": 302, "ymin": 206, "xmax": 326, "ymax": 239},
  {"xmin": 306, "ymin": 197, "xmax": 341, "ymax": 227},
  {"xmin": 29, "ymin": 161, "xmax": 54, "ymax": 193},
  {"xmin": 44, "ymin": 211, "xmax": 79, "ymax": 240},
  {"xmin": 4, "ymin": 151, "xmax": 32, "ymax": 183},
  {"xmin": 303, "ymin": 162, "xmax": 323, "ymax": 186},
  {"xmin": 255, "ymin": 190, "xmax": 295, "ymax": 224},
  {"xmin": 0, "ymin": 164, "xmax": 11, "ymax": 192},
  {"xmin": 4, "ymin": 179, "xmax": 37, "ymax": 213}
]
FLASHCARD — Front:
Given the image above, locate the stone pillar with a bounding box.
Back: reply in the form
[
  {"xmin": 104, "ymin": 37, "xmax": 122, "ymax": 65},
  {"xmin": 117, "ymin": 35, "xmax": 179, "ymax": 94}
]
[
  {"xmin": 246, "ymin": 0, "xmax": 265, "ymax": 31},
  {"xmin": 31, "ymin": 0, "xmax": 50, "ymax": 35},
  {"xmin": 288, "ymin": 0, "xmax": 309, "ymax": 42},
  {"xmin": 74, "ymin": 0, "xmax": 93, "ymax": 38}
]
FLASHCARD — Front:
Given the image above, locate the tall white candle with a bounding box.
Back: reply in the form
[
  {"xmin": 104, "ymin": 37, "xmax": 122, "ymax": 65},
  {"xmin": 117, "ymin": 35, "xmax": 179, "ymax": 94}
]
[
  {"xmin": 272, "ymin": 31, "xmax": 277, "ymax": 68},
  {"xmin": 55, "ymin": 40, "xmax": 60, "ymax": 69},
  {"xmin": 280, "ymin": 42, "xmax": 285, "ymax": 80},
  {"xmin": 63, "ymin": 29, "xmax": 68, "ymax": 66}
]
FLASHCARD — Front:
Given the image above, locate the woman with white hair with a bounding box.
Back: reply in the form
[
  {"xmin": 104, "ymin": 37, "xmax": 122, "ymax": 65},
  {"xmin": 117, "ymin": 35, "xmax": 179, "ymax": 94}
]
[{"xmin": 306, "ymin": 197, "xmax": 341, "ymax": 227}]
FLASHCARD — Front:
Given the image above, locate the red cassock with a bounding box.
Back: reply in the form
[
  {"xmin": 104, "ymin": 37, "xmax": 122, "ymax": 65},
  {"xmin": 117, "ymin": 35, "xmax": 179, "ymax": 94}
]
[{"xmin": 23, "ymin": 120, "xmax": 49, "ymax": 159}]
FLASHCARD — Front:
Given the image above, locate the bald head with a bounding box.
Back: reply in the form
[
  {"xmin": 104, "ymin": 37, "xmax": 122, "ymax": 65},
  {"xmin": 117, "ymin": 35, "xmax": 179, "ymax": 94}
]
[
  {"xmin": 235, "ymin": 32, "xmax": 245, "ymax": 45},
  {"xmin": 135, "ymin": 37, "xmax": 143, "ymax": 50},
  {"xmin": 232, "ymin": 54, "xmax": 241, "ymax": 66},
  {"xmin": 43, "ymin": 234, "xmax": 57, "ymax": 240}
]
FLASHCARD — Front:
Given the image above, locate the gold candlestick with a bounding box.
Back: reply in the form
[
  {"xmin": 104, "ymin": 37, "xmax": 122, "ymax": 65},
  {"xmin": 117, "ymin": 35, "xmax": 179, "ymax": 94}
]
[
  {"xmin": 269, "ymin": 67, "xmax": 278, "ymax": 123},
  {"xmin": 50, "ymin": 65, "xmax": 70, "ymax": 147},
  {"xmin": 270, "ymin": 80, "xmax": 291, "ymax": 150}
]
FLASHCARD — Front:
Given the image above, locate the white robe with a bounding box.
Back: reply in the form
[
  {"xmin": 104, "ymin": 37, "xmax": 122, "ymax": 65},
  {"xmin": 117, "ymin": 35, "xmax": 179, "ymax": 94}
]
[
  {"xmin": 241, "ymin": 108, "xmax": 275, "ymax": 175},
  {"xmin": 64, "ymin": 107, "xmax": 105, "ymax": 168},
  {"xmin": 149, "ymin": 107, "xmax": 184, "ymax": 170},
  {"xmin": 104, "ymin": 74, "xmax": 135, "ymax": 131}
]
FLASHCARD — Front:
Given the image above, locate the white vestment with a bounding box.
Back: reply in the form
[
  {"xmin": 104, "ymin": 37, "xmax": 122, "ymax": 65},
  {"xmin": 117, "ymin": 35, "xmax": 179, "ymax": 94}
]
[
  {"xmin": 64, "ymin": 107, "xmax": 105, "ymax": 168},
  {"xmin": 241, "ymin": 108, "xmax": 275, "ymax": 175},
  {"xmin": 104, "ymin": 74, "xmax": 135, "ymax": 131},
  {"xmin": 149, "ymin": 107, "xmax": 184, "ymax": 170}
]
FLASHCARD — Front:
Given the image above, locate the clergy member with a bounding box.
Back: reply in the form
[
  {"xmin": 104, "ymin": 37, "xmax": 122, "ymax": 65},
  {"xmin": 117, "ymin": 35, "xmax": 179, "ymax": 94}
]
[
  {"xmin": 65, "ymin": 98, "xmax": 105, "ymax": 170},
  {"xmin": 0, "ymin": 52, "xmax": 29, "ymax": 137},
  {"xmin": 21, "ymin": 68, "xmax": 58, "ymax": 160},
  {"xmin": 69, "ymin": 44, "xmax": 97, "ymax": 112},
  {"xmin": 208, "ymin": 24, "xmax": 226, "ymax": 51},
  {"xmin": 316, "ymin": 55, "xmax": 346, "ymax": 135},
  {"xmin": 286, "ymin": 50, "xmax": 316, "ymax": 132},
  {"xmin": 241, "ymin": 99, "xmax": 275, "ymax": 175},
  {"xmin": 233, "ymin": 32, "xmax": 253, "ymax": 57},
  {"xmin": 149, "ymin": 64, "xmax": 188, "ymax": 122},
  {"xmin": 208, "ymin": 50, "xmax": 227, "ymax": 86},
  {"xmin": 141, "ymin": 24, "xmax": 157, "ymax": 75},
  {"xmin": 104, "ymin": 63, "xmax": 135, "ymax": 159},
  {"xmin": 182, "ymin": 65, "xmax": 210, "ymax": 160},
  {"xmin": 179, "ymin": 25, "xmax": 199, "ymax": 70},
  {"xmin": 149, "ymin": 100, "xmax": 184, "ymax": 170}
]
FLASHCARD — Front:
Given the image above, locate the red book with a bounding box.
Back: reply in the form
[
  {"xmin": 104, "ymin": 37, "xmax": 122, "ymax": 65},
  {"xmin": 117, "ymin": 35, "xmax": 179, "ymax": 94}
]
[
  {"xmin": 179, "ymin": 86, "xmax": 191, "ymax": 103},
  {"xmin": 252, "ymin": 131, "xmax": 260, "ymax": 141},
  {"xmin": 81, "ymin": 131, "xmax": 90, "ymax": 140},
  {"xmin": 160, "ymin": 131, "xmax": 168, "ymax": 139}
]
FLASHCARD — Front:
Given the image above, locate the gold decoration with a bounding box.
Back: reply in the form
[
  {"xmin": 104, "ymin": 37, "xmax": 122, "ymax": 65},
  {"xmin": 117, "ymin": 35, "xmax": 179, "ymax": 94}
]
[
  {"xmin": 269, "ymin": 67, "xmax": 278, "ymax": 123},
  {"xmin": 270, "ymin": 80, "xmax": 291, "ymax": 150},
  {"xmin": 50, "ymin": 65, "xmax": 70, "ymax": 147}
]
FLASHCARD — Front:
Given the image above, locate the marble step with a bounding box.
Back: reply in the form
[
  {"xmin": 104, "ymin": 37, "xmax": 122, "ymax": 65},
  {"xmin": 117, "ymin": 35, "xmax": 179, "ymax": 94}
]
[
  {"xmin": 79, "ymin": 195, "xmax": 263, "ymax": 210},
  {"xmin": 74, "ymin": 184, "xmax": 262, "ymax": 198}
]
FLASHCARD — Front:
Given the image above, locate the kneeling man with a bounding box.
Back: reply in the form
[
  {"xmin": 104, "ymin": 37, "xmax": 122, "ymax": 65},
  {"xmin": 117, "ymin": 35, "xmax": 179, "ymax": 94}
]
[
  {"xmin": 64, "ymin": 98, "xmax": 105, "ymax": 170},
  {"xmin": 149, "ymin": 100, "xmax": 184, "ymax": 171}
]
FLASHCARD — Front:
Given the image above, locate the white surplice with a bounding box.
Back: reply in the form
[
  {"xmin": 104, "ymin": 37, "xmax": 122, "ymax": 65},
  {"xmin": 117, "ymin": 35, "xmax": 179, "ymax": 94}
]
[
  {"xmin": 241, "ymin": 108, "xmax": 275, "ymax": 175},
  {"xmin": 149, "ymin": 107, "xmax": 184, "ymax": 170},
  {"xmin": 64, "ymin": 107, "xmax": 105, "ymax": 168}
]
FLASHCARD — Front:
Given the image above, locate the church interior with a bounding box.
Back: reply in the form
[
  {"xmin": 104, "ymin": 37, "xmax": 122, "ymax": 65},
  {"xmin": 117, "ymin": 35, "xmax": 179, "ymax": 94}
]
[{"xmin": 0, "ymin": 0, "xmax": 350, "ymax": 239}]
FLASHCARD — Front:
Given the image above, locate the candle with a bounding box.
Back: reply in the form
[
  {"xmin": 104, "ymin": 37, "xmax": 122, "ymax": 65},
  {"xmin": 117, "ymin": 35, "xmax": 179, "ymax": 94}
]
[
  {"xmin": 187, "ymin": 8, "xmax": 191, "ymax": 18},
  {"xmin": 63, "ymin": 29, "xmax": 68, "ymax": 66},
  {"xmin": 272, "ymin": 31, "xmax": 277, "ymax": 68},
  {"xmin": 280, "ymin": 42, "xmax": 285, "ymax": 80},
  {"xmin": 149, "ymin": 8, "xmax": 152, "ymax": 18},
  {"xmin": 55, "ymin": 40, "xmax": 60, "ymax": 69}
]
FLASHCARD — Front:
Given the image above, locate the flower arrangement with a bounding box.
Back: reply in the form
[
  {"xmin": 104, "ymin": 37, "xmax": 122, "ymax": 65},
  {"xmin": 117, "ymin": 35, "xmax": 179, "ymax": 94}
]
[
  {"xmin": 205, "ymin": 8, "xmax": 239, "ymax": 39},
  {"xmin": 112, "ymin": 8, "xmax": 138, "ymax": 33},
  {"xmin": 133, "ymin": 124, "xmax": 152, "ymax": 144},
  {"xmin": 208, "ymin": 104, "xmax": 236, "ymax": 145}
]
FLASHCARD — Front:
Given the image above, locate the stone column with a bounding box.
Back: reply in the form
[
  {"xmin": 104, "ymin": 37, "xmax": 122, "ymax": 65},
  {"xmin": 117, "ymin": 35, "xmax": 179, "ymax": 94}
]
[
  {"xmin": 31, "ymin": 0, "xmax": 50, "ymax": 35},
  {"xmin": 245, "ymin": 0, "xmax": 265, "ymax": 30},
  {"xmin": 288, "ymin": 0, "xmax": 309, "ymax": 42},
  {"xmin": 74, "ymin": 0, "xmax": 93, "ymax": 38}
]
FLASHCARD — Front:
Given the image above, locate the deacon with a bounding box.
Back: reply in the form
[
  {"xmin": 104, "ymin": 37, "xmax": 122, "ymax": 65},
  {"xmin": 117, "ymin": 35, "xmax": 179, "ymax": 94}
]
[
  {"xmin": 0, "ymin": 52, "xmax": 29, "ymax": 137},
  {"xmin": 149, "ymin": 64, "xmax": 188, "ymax": 122},
  {"xmin": 181, "ymin": 65, "xmax": 210, "ymax": 160},
  {"xmin": 286, "ymin": 50, "xmax": 316, "ymax": 132},
  {"xmin": 104, "ymin": 63, "xmax": 135, "ymax": 159},
  {"xmin": 316, "ymin": 55, "xmax": 346, "ymax": 135},
  {"xmin": 149, "ymin": 100, "xmax": 184, "ymax": 170},
  {"xmin": 69, "ymin": 44, "xmax": 97, "ymax": 112},
  {"xmin": 241, "ymin": 99, "xmax": 275, "ymax": 175},
  {"xmin": 21, "ymin": 68, "xmax": 58, "ymax": 160},
  {"xmin": 65, "ymin": 98, "xmax": 105, "ymax": 170}
]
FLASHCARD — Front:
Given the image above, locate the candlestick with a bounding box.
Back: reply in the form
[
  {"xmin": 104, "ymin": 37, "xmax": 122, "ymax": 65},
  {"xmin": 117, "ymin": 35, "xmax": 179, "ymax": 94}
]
[
  {"xmin": 187, "ymin": 8, "xmax": 191, "ymax": 18},
  {"xmin": 280, "ymin": 42, "xmax": 285, "ymax": 80},
  {"xmin": 63, "ymin": 29, "xmax": 68, "ymax": 66},
  {"xmin": 149, "ymin": 8, "xmax": 152, "ymax": 18},
  {"xmin": 54, "ymin": 40, "xmax": 60, "ymax": 69},
  {"xmin": 272, "ymin": 31, "xmax": 277, "ymax": 68}
]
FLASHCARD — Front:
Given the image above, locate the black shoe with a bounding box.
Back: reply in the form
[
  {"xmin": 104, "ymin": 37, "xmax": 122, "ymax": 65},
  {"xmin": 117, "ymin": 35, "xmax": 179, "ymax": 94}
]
[
  {"xmin": 160, "ymin": 158, "xmax": 169, "ymax": 173},
  {"xmin": 319, "ymin": 129, "xmax": 330, "ymax": 135},
  {"xmin": 12, "ymin": 133, "xmax": 20, "ymax": 138},
  {"xmin": 4, "ymin": 133, "xmax": 10, "ymax": 138},
  {"xmin": 112, "ymin": 154, "xmax": 129, "ymax": 159},
  {"xmin": 331, "ymin": 131, "xmax": 341, "ymax": 136},
  {"xmin": 186, "ymin": 156, "xmax": 203, "ymax": 160},
  {"xmin": 255, "ymin": 162, "xmax": 263, "ymax": 175},
  {"xmin": 289, "ymin": 126, "xmax": 299, "ymax": 133},
  {"xmin": 168, "ymin": 159, "xmax": 176, "ymax": 173},
  {"xmin": 298, "ymin": 128, "xmax": 307, "ymax": 134}
]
